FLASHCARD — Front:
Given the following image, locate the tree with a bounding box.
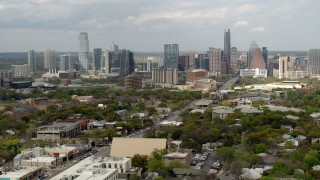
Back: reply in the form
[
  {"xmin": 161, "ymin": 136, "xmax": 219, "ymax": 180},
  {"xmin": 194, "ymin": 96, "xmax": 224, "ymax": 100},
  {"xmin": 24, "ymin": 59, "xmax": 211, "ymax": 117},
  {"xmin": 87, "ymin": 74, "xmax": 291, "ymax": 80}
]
[
  {"xmin": 132, "ymin": 154, "xmax": 148, "ymax": 171},
  {"xmin": 217, "ymin": 147, "xmax": 235, "ymax": 161},
  {"xmin": 147, "ymin": 149, "xmax": 167, "ymax": 172},
  {"xmin": 304, "ymin": 154, "xmax": 320, "ymax": 168},
  {"xmin": 254, "ymin": 143, "xmax": 267, "ymax": 154}
]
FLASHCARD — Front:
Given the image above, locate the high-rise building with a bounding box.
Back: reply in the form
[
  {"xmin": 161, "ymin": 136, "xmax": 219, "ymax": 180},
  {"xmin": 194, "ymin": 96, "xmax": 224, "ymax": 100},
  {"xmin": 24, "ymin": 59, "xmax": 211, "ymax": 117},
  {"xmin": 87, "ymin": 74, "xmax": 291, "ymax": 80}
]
[
  {"xmin": 109, "ymin": 49, "xmax": 134, "ymax": 77},
  {"xmin": 208, "ymin": 47, "xmax": 222, "ymax": 77},
  {"xmin": 224, "ymin": 28, "xmax": 231, "ymax": 71},
  {"xmin": 250, "ymin": 48, "xmax": 266, "ymax": 70},
  {"xmin": 278, "ymin": 56, "xmax": 289, "ymax": 79},
  {"xmin": 231, "ymin": 47, "xmax": 238, "ymax": 72},
  {"xmin": 240, "ymin": 52, "xmax": 248, "ymax": 67},
  {"xmin": 164, "ymin": 44, "xmax": 179, "ymax": 70},
  {"xmin": 102, "ymin": 50, "xmax": 110, "ymax": 74},
  {"xmin": 12, "ymin": 64, "xmax": 30, "ymax": 77},
  {"xmin": 248, "ymin": 41, "xmax": 259, "ymax": 68},
  {"xmin": 60, "ymin": 54, "xmax": 71, "ymax": 71},
  {"xmin": 44, "ymin": 49, "xmax": 56, "ymax": 70},
  {"xmin": 308, "ymin": 49, "xmax": 320, "ymax": 76},
  {"xmin": 93, "ymin": 48, "xmax": 102, "ymax": 71},
  {"xmin": 262, "ymin": 47, "xmax": 270, "ymax": 76},
  {"xmin": 152, "ymin": 68, "xmax": 178, "ymax": 85},
  {"xmin": 28, "ymin": 50, "xmax": 36, "ymax": 74},
  {"xmin": 78, "ymin": 32, "xmax": 89, "ymax": 73}
]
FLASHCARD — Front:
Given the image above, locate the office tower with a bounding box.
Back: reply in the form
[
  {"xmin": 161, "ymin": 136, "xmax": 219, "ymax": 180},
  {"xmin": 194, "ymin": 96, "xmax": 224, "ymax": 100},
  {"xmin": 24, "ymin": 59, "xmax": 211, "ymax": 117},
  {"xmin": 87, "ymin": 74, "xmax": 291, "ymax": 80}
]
[
  {"xmin": 93, "ymin": 48, "xmax": 102, "ymax": 71},
  {"xmin": 248, "ymin": 41, "xmax": 259, "ymax": 68},
  {"xmin": 224, "ymin": 28, "xmax": 231, "ymax": 71},
  {"xmin": 112, "ymin": 42, "xmax": 119, "ymax": 51},
  {"xmin": 250, "ymin": 48, "xmax": 266, "ymax": 69},
  {"xmin": 279, "ymin": 56, "xmax": 289, "ymax": 79},
  {"xmin": 152, "ymin": 68, "xmax": 178, "ymax": 85},
  {"xmin": 240, "ymin": 52, "xmax": 248, "ymax": 67},
  {"xmin": 164, "ymin": 44, "xmax": 179, "ymax": 70},
  {"xmin": 231, "ymin": 47, "xmax": 238, "ymax": 71},
  {"xmin": 44, "ymin": 49, "xmax": 56, "ymax": 70},
  {"xmin": 178, "ymin": 55, "xmax": 189, "ymax": 71},
  {"xmin": 60, "ymin": 54, "xmax": 71, "ymax": 71},
  {"xmin": 12, "ymin": 64, "xmax": 30, "ymax": 77},
  {"xmin": 308, "ymin": 49, "xmax": 320, "ymax": 76},
  {"xmin": 102, "ymin": 50, "xmax": 111, "ymax": 74},
  {"xmin": 109, "ymin": 49, "xmax": 134, "ymax": 77},
  {"xmin": 262, "ymin": 47, "xmax": 269, "ymax": 76},
  {"xmin": 208, "ymin": 47, "xmax": 222, "ymax": 76},
  {"xmin": 78, "ymin": 32, "xmax": 89, "ymax": 73},
  {"xmin": 28, "ymin": 50, "xmax": 36, "ymax": 74}
]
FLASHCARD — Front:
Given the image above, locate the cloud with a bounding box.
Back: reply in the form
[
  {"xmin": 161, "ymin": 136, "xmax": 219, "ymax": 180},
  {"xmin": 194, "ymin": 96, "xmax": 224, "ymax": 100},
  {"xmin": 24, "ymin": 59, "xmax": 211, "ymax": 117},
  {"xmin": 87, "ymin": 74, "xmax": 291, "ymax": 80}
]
[
  {"xmin": 250, "ymin": 26, "xmax": 265, "ymax": 32},
  {"xmin": 233, "ymin": 20, "xmax": 248, "ymax": 27}
]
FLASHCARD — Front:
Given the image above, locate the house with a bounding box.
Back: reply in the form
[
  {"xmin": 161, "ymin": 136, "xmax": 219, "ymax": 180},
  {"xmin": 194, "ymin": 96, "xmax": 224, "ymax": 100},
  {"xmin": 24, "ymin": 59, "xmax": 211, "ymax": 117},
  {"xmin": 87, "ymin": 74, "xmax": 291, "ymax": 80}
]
[
  {"xmin": 130, "ymin": 113, "xmax": 146, "ymax": 119},
  {"xmin": 234, "ymin": 105, "xmax": 262, "ymax": 115},
  {"xmin": 190, "ymin": 109, "xmax": 205, "ymax": 114},
  {"xmin": 71, "ymin": 95, "xmax": 94, "ymax": 103},
  {"xmin": 162, "ymin": 152, "xmax": 192, "ymax": 166},
  {"xmin": 3, "ymin": 104, "xmax": 38, "ymax": 119},
  {"xmin": 212, "ymin": 106, "xmax": 234, "ymax": 120},
  {"xmin": 172, "ymin": 168, "xmax": 201, "ymax": 177},
  {"xmin": 110, "ymin": 138, "xmax": 167, "ymax": 157},
  {"xmin": 310, "ymin": 112, "xmax": 320, "ymax": 125},
  {"xmin": 194, "ymin": 99, "xmax": 213, "ymax": 109},
  {"xmin": 159, "ymin": 121, "xmax": 183, "ymax": 128}
]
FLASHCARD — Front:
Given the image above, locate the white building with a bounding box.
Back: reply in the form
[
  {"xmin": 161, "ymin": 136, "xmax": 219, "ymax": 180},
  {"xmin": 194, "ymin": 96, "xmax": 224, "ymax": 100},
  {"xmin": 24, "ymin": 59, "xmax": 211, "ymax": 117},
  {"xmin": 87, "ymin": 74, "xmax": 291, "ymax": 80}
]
[
  {"xmin": 240, "ymin": 68, "xmax": 267, "ymax": 78},
  {"xmin": 44, "ymin": 49, "xmax": 56, "ymax": 70},
  {"xmin": 12, "ymin": 64, "xmax": 30, "ymax": 77},
  {"xmin": 79, "ymin": 32, "xmax": 89, "ymax": 73},
  {"xmin": 52, "ymin": 156, "xmax": 118, "ymax": 180},
  {"xmin": 60, "ymin": 54, "xmax": 71, "ymax": 71}
]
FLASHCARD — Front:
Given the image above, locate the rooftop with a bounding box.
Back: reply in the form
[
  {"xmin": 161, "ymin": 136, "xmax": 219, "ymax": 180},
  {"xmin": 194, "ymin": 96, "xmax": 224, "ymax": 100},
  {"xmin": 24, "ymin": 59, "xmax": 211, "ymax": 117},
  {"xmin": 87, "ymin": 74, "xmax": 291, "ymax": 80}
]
[
  {"xmin": 163, "ymin": 152, "xmax": 189, "ymax": 159},
  {"xmin": 110, "ymin": 137, "xmax": 166, "ymax": 157}
]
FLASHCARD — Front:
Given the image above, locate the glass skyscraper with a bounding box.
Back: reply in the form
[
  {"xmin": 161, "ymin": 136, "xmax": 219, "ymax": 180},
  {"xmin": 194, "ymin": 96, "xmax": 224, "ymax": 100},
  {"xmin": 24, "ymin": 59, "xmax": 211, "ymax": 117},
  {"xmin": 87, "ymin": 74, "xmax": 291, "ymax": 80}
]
[
  {"xmin": 308, "ymin": 49, "xmax": 320, "ymax": 75},
  {"xmin": 224, "ymin": 28, "xmax": 231, "ymax": 71},
  {"xmin": 164, "ymin": 44, "xmax": 179, "ymax": 70},
  {"xmin": 44, "ymin": 49, "xmax": 56, "ymax": 70},
  {"xmin": 28, "ymin": 50, "xmax": 36, "ymax": 75},
  {"xmin": 93, "ymin": 48, "xmax": 102, "ymax": 71},
  {"xmin": 78, "ymin": 32, "xmax": 89, "ymax": 74},
  {"xmin": 60, "ymin": 54, "xmax": 71, "ymax": 71}
]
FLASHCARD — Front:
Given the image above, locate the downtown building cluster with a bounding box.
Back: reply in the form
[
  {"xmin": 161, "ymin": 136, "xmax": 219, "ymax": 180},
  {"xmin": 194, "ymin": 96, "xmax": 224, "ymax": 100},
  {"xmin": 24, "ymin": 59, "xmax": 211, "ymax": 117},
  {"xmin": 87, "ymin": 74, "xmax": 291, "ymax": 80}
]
[{"xmin": 2, "ymin": 30, "xmax": 320, "ymax": 90}]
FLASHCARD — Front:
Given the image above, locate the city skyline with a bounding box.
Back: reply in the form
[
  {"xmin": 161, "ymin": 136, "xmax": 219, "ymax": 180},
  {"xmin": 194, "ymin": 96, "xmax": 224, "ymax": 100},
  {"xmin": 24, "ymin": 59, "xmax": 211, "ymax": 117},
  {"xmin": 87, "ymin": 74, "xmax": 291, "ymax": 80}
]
[{"xmin": 0, "ymin": 0, "xmax": 319, "ymax": 52}]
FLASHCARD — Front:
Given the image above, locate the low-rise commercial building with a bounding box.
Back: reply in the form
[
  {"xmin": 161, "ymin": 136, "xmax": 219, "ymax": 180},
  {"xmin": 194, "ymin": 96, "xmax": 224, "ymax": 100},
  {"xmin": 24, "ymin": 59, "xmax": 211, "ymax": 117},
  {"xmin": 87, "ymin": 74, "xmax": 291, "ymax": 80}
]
[
  {"xmin": 51, "ymin": 157, "xmax": 118, "ymax": 180},
  {"xmin": 163, "ymin": 152, "xmax": 192, "ymax": 166},
  {"xmin": 36, "ymin": 122, "xmax": 81, "ymax": 141}
]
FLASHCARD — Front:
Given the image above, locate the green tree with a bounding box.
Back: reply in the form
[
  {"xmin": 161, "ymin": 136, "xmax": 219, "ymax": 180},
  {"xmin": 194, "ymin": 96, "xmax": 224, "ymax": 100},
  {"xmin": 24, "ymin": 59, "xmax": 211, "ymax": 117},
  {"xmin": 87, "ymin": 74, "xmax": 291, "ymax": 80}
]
[
  {"xmin": 304, "ymin": 154, "xmax": 320, "ymax": 168},
  {"xmin": 217, "ymin": 147, "xmax": 235, "ymax": 161},
  {"xmin": 147, "ymin": 149, "xmax": 167, "ymax": 172},
  {"xmin": 132, "ymin": 154, "xmax": 148, "ymax": 171},
  {"xmin": 254, "ymin": 143, "xmax": 267, "ymax": 154}
]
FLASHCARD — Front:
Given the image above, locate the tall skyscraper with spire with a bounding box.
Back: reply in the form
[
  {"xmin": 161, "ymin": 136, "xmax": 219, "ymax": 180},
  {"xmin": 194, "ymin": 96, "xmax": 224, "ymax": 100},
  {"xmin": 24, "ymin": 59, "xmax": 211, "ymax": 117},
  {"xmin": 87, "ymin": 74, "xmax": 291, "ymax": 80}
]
[
  {"xmin": 224, "ymin": 28, "xmax": 231, "ymax": 72},
  {"xmin": 78, "ymin": 32, "xmax": 89, "ymax": 74},
  {"xmin": 28, "ymin": 50, "xmax": 36, "ymax": 75}
]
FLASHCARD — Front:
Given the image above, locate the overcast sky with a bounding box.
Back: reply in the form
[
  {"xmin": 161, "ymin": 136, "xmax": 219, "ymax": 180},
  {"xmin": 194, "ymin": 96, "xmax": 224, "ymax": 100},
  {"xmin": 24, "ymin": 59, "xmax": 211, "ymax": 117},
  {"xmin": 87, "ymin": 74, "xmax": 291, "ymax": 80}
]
[{"xmin": 0, "ymin": 0, "xmax": 319, "ymax": 52}]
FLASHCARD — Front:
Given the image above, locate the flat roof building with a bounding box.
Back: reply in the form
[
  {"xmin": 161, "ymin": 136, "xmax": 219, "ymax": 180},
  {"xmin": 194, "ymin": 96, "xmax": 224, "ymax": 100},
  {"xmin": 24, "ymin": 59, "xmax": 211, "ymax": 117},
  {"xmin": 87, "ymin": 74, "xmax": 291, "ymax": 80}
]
[
  {"xmin": 111, "ymin": 138, "xmax": 167, "ymax": 157},
  {"xmin": 51, "ymin": 156, "xmax": 118, "ymax": 180},
  {"xmin": 36, "ymin": 122, "xmax": 81, "ymax": 141}
]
